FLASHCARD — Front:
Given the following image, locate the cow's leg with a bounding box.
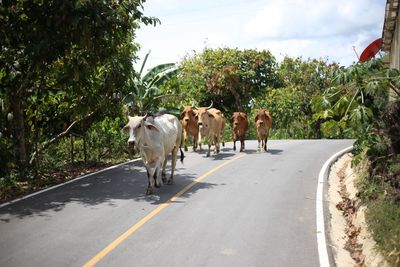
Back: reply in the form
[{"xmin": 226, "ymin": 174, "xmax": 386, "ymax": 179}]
[
  {"xmin": 232, "ymin": 131, "xmax": 237, "ymax": 151},
  {"xmin": 266, "ymin": 130, "xmax": 270, "ymax": 151},
  {"xmin": 261, "ymin": 137, "xmax": 266, "ymax": 151},
  {"xmin": 154, "ymin": 167, "xmax": 163, "ymax": 188},
  {"xmin": 183, "ymin": 130, "xmax": 188, "ymax": 152},
  {"xmin": 161, "ymin": 157, "xmax": 167, "ymax": 183},
  {"xmin": 168, "ymin": 146, "xmax": 178, "ymax": 185},
  {"xmin": 146, "ymin": 165, "xmax": 156, "ymax": 195},
  {"xmin": 262, "ymin": 137, "xmax": 265, "ymax": 150},
  {"xmin": 206, "ymin": 143, "xmax": 211, "ymax": 157},
  {"xmin": 151, "ymin": 155, "xmax": 164, "ymax": 188},
  {"xmin": 155, "ymin": 160, "xmax": 164, "ymax": 188},
  {"xmin": 198, "ymin": 133, "xmax": 203, "ymax": 151},
  {"xmin": 215, "ymin": 136, "xmax": 220, "ymax": 154},
  {"xmin": 240, "ymin": 135, "xmax": 245, "ymax": 152},
  {"xmin": 257, "ymin": 135, "xmax": 261, "ymax": 151},
  {"xmin": 193, "ymin": 134, "xmax": 198, "ymax": 151}
]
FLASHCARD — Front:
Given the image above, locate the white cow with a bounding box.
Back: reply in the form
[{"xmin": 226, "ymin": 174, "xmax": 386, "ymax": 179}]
[{"xmin": 123, "ymin": 113, "xmax": 184, "ymax": 195}]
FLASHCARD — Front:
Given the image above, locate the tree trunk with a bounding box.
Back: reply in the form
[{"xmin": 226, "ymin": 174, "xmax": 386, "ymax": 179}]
[
  {"xmin": 227, "ymin": 85, "xmax": 242, "ymax": 110},
  {"xmin": 70, "ymin": 135, "xmax": 74, "ymax": 164},
  {"xmin": 83, "ymin": 134, "xmax": 87, "ymax": 163},
  {"xmin": 11, "ymin": 96, "xmax": 27, "ymax": 175},
  {"xmin": 29, "ymin": 111, "xmax": 95, "ymax": 165}
]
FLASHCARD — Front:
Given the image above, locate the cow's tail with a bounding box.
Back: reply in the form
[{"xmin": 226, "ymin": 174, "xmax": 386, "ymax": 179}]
[{"xmin": 179, "ymin": 146, "xmax": 185, "ymax": 163}]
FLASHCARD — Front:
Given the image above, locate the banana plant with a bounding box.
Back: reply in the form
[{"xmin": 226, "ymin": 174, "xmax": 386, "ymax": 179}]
[{"xmin": 124, "ymin": 51, "xmax": 181, "ymax": 115}]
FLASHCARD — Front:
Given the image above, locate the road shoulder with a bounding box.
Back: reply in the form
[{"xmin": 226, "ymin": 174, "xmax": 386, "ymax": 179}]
[{"xmin": 327, "ymin": 153, "xmax": 389, "ymax": 267}]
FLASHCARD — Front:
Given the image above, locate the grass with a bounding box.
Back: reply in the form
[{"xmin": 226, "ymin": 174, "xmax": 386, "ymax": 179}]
[
  {"xmin": 356, "ymin": 155, "xmax": 400, "ymax": 266},
  {"xmin": 366, "ymin": 197, "xmax": 400, "ymax": 266}
]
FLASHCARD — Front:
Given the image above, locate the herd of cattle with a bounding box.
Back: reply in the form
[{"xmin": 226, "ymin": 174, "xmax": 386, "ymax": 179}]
[{"xmin": 123, "ymin": 103, "xmax": 273, "ymax": 194}]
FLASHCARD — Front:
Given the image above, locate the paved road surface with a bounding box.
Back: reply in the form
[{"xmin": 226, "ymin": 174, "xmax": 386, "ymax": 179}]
[{"xmin": 0, "ymin": 139, "xmax": 353, "ymax": 267}]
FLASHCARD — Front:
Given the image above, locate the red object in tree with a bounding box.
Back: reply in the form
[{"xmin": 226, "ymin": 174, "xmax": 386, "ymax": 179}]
[{"xmin": 359, "ymin": 38, "xmax": 382, "ymax": 62}]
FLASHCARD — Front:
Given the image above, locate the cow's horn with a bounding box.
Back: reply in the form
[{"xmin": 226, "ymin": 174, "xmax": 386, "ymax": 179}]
[
  {"xmin": 143, "ymin": 113, "xmax": 149, "ymax": 121},
  {"xmin": 206, "ymin": 101, "xmax": 213, "ymax": 110}
]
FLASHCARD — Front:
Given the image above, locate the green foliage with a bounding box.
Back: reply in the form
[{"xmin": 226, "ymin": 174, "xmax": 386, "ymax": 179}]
[
  {"xmin": 246, "ymin": 58, "xmax": 338, "ymax": 139},
  {"xmin": 124, "ymin": 51, "xmax": 181, "ymax": 114},
  {"xmin": 364, "ymin": 195, "xmax": 400, "ymax": 265},
  {"xmin": 312, "ymin": 59, "xmax": 392, "ymax": 140},
  {"xmin": 86, "ymin": 116, "xmax": 128, "ymax": 161},
  {"xmin": 0, "ymin": 172, "xmax": 19, "ymax": 201},
  {"xmin": 177, "ymin": 47, "xmax": 279, "ymax": 115},
  {"xmin": 0, "ymin": 0, "xmax": 158, "ymax": 177},
  {"xmin": 278, "ymin": 57, "xmax": 339, "ymax": 95},
  {"xmin": 253, "ymin": 87, "xmax": 315, "ymax": 139},
  {"xmin": 324, "ymin": 59, "xmax": 400, "ymax": 264}
]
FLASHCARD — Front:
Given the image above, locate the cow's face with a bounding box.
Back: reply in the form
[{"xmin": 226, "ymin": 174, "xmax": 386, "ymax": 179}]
[
  {"xmin": 255, "ymin": 109, "xmax": 267, "ymax": 128},
  {"xmin": 123, "ymin": 115, "xmax": 149, "ymax": 150},
  {"xmin": 181, "ymin": 106, "xmax": 197, "ymax": 125},
  {"xmin": 196, "ymin": 108, "xmax": 214, "ymax": 134},
  {"xmin": 231, "ymin": 112, "xmax": 247, "ymax": 127},
  {"xmin": 123, "ymin": 115, "xmax": 160, "ymax": 151}
]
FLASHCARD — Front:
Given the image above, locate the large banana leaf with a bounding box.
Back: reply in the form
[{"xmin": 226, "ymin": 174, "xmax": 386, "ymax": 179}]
[
  {"xmin": 123, "ymin": 51, "xmax": 181, "ymax": 114},
  {"xmin": 142, "ymin": 63, "xmax": 177, "ymax": 82}
]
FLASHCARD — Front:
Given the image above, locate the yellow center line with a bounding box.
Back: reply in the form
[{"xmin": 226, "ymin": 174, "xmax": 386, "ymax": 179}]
[{"xmin": 82, "ymin": 153, "xmax": 247, "ymax": 267}]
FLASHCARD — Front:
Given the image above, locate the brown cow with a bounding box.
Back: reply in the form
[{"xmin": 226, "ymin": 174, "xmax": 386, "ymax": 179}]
[
  {"xmin": 195, "ymin": 103, "xmax": 225, "ymax": 157},
  {"xmin": 231, "ymin": 112, "xmax": 248, "ymax": 152},
  {"xmin": 181, "ymin": 105, "xmax": 200, "ymax": 151},
  {"xmin": 255, "ymin": 109, "xmax": 273, "ymax": 151},
  {"xmin": 210, "ymin": 108, "xmax": 226, "ymax": 148}
]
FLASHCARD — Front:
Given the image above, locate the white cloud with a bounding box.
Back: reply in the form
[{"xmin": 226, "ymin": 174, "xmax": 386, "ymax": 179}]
[
  {"xmin": 135, "ymin": 0, "xmax": 386, "ymax": 69},
  {"xmin": 242, "ymin": 0, "xmax": 385, "ymax": 65},
  {"xmin": 244, "ymin": 0, "xmax": 383, "ymax": 40}
]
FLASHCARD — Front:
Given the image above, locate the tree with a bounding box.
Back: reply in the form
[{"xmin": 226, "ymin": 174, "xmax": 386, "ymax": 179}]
[
  {"xmin": 0, "ymin": 1, "xmax": 159, "ymax": 176},
  {"xmin": 254, "ymin": 87, "xmax": 313, "ymax": 139},
  {"xmin": 277, "ymin": 57, "xmax": 339, "ymax": 117},
  {"xmin": 243, "ymin": 57, "xmax": 338, "ymax": 139},
  {"xmin": 278, "ymin": 57, "xmax": 338, "ymax": 93},
  {"xmin": 178, "ymin": 48, "xmax": 279, "ymax": 114}
]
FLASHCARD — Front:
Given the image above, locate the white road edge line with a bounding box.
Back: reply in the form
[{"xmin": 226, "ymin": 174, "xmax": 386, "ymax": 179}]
[
  {"xmin": 316, "ymin": 145, "xmax": 353, "ymax": 267},
  {"xmin": 0, "ymin": 159, "xmax": 141, "ymax": 209}
]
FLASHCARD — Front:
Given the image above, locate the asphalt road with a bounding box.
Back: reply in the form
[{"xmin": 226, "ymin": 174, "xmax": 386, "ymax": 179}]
[{"xmin": 0, "ymin": 139, "xmax": 353, "ymax": 267}]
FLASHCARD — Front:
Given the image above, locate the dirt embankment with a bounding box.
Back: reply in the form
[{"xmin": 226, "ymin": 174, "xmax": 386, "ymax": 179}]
[{"xmin": 327, "ymin": 153, "xmax": 389, "ymax": 267}]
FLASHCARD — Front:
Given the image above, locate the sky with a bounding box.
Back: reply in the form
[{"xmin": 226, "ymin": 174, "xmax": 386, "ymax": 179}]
[{"xmin": 134, "ymin": 0, "xmax": 386, "ymax": 70}]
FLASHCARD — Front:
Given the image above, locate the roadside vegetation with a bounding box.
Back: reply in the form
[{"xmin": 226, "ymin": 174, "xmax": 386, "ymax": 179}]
[
  {"xmin": 0, "ymin": 1, "xmax": 399, "ymax": 264},
  {"xmin": 313, "ymin": 59, "xmax": 400, "ymax": 265}
]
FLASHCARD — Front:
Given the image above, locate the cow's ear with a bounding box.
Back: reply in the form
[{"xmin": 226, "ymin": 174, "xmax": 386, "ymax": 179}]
[
  {"xmin": 254, "ymin": 115, "xmax": 258, "ymax": 123},
  {"xmin": 264, "ymin": 111, "xmax": 270, "ymax": 120},
  {"xmin": 145, "ymin": 123, "xmax": 159, "ymax": 132},
  {"xmin": 180, "ymin": 111, "xmax": 185, "ymax": 119},
  {"xmin": 208, "ymin": 113, "xmax": 215, "ymax": 118}
]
